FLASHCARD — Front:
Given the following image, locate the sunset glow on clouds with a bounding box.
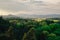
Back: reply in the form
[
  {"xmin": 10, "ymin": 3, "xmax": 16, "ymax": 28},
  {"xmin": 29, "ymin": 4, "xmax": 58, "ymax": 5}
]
[
  {"xmin": 0, "ymin": 10, "xmax": 13, "ymax": 15},
  {"xmin": 0, "ymin": 0, "xmax": 60, "ymax": 15}
]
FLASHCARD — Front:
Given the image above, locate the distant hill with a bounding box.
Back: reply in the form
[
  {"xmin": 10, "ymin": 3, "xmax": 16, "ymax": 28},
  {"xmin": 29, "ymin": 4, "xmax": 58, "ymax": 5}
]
[
  {"xmin": 16, "ymin": 14, "xmax": 60, "ymax": 18},
  {"xmin": 2, "ymin": 14, "xmax": 19, "ymax": 19},
  {"xmin": 2, "ymin": 14, "xmax": 60, "ymax": 19}
]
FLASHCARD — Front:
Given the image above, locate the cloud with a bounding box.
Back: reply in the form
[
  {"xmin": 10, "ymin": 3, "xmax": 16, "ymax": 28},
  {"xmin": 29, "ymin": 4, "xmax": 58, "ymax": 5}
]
[
  {"xmin": 0, "ymin": 1, "xmax": 28, "ymax": 12},
  {"xmin": 12, "ymin": 0, "xmax": 30, "ymax": 3},
  {"xmin": 0, "ymin": 0, "xmax": 60, "ymax": 15},
  {"xmin": 35, "ymin": 0, "xmax": 60, "ymax": 4}
]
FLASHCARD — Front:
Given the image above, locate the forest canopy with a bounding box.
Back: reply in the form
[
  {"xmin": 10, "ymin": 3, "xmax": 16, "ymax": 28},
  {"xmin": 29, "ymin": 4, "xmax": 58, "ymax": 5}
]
[{"xmin": 0, "ymin": 16, "xmax": 60, "ymax": 40}]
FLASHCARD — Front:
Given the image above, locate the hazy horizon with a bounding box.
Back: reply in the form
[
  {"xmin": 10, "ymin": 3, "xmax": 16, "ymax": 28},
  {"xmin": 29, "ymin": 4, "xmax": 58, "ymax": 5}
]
[{"xmin": 0, "ymin": 0, "xmax": 60, "ymax": 15}]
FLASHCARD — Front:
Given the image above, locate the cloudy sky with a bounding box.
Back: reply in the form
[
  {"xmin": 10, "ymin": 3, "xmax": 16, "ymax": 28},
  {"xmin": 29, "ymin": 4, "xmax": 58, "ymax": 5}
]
[{"xmin": 0, "ymin": 0, "xmax": 60, "ymax": 15}]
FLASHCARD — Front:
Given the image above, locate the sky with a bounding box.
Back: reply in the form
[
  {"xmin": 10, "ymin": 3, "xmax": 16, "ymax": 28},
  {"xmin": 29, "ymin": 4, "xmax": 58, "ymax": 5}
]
[{"xmin": 0, "ymin": 0, "xmax": 60, "ymax": 15}]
